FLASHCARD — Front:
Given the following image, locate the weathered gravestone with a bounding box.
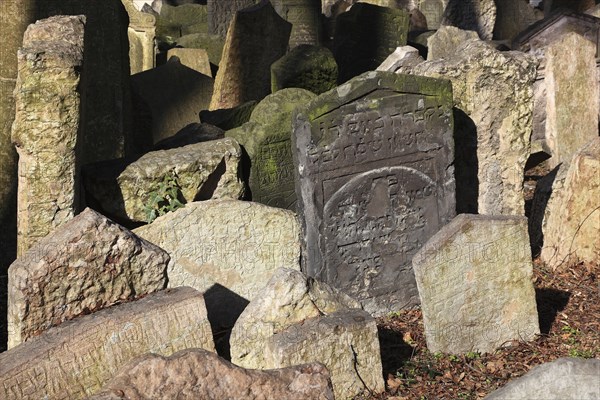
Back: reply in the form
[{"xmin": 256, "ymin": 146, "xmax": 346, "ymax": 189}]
[
  {"xmin": 121, "ymin": 0, "xmax": 157, "ymax": 74},
  {"xmin": 332, "ymin": 3, "xmax": 409, "ymax": 83},
  {"xmin": 0, "ymin": 287, "xmax": 215, "ymax": 400},
  {"xmin": 7, "ymin": 208, "xmax": 169, "ymax": 349},
  {"xmin": 210, "ymin": 0, "xmax": 292, "ymax": 110},
  {"xmin": 492, "ymin": 0, "xmax": 542, "ymax": 41},
  {"xmin": 131, "ymin": 58, "xmax": 214, "ymax": 147},
  {"xmin": 208, "ymin": 0, "xmax": 257, "ymax": 37},
  {"xmin": 133, "ymin": 200, "xmax": 301, "ymax": 331},
  {"xmin": 226, "ymin": 89, "xmax": 316, "ymax": 210},
  {"xmin": 426, "ymin": 26, "xmax": 479, "ymax": 60},
  {"xmin": 166, "ymin": 47, "xmax": 212, "ymax": 76},
  {"xmin": 441, "ymin": 0, "xmax": 496, "ymax": 40},
  {"xmin": 11, "ymin": 16, "xmax": 85, "ymax": 256},
  {"xmin": 413, "ymin": 214, "xmax": 540, "ymax": 354},
  {"xmin": 377, "ymin": 45, "xmax": 424, "ymax": 73},
  {"xmin": 89, "ymin": 349, "xmax": 334, "ymax": 400},
  {"xmin": 174, "ymin": 32, "xmax": 225, "ymax": 66},
  {"xmin": 293, "ymin": 71, "xmax": 455, "ymax": 316},
  {"xmin": 544, "ymin": 32, "xmax": 598, "ymax": 169},
  {"xmin": 416, "ymin": 0, "xmax": 446, "ymax": 30},
  {"xmin": 271, "ymin": 0, "xmax": 322, "ymax": 48},
  {"xmin": 271, "ymin": 45, "xmax": 338, "ymax": 94}
]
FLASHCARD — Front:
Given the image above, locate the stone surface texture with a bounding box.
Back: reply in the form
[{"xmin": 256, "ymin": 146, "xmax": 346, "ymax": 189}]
[
  {"xmin": 272, "ymin": 0, "xmax": 321, "ymax": 48},
  {"xmin": 121, "ymin": 0, "xmax": 157, "ymax": 74},
  {"xmin": 426, "ymin": 26, "xmax": 479, "ymax": 60},
  {"xmin": 441, "ymin": 0, "xmax": 496, "ymax": 40},
  {"xmin": 293, "ymin": 71, "xmax": 455, "ymax": 316},
  {"xmin": 411, "ymin": 40, "xmax": 536, "ymax": 216},
  {"xmin": 83, "ymin": 138, "xmax": 243, "ymax": 223},
  {"xmin": 231, "ymin": 268, "xmax": 383, "ymax": 399},
  {"xmin": 226, "ymin": 88, "xmax": 316, "ymax": 209},
  {"xmin": 544, "ymin": 32, "xmax": 598, "ymax": 169},
  {"xmin": 133, "ymin": 200, "xmax": 301, "ymax": 330},
  {"xmin": 210, "ymin": 1, "xmax": 292, "ymax": 110},
  {"xmin": 200, "ymin": 100, "xmax": 258, "ymax": 130},
  {"xmin": 271, "ymin": 45, "xmax": 338, "ymax": 94},
  {"xmin": 89, "ymin": 349, "xmax": 335, "ymax": 400},
  {"xmin": 208, "ymin": 0, "xmax": 257, "ymax": 37},
  {"xmin": 540, "ymin": 138, "xmax": 600, "ymax": 269},
  {"xmin": 7, "ymin": 208, "xmax": 169, "ymax": 349},
  {"xmin": 413, "ymin": 214, "xmax": 540, "ymax": 354},
  {"xmin": 166, "ymin": 48, "xmax": 212, "ymax": 76},
  {"xmin": 492, "ymin": 0, "xmax": 541, "ymax": 41},
  {"xmin": 0, "ymin": 287, "xmax": 215, "ymax": 400},
  {"xmin": 11, "ymin": 16, "xmax": 85, "ymax": 256},
  {"xmin": 485, "ymin": 358, "xmax": 600, "ymax": 400},
  {"xmin": 151, "ymin": 123, "xmax": 225, "ymax": 151},
  {"xmin": 376, "ymin": 45, "xmax": 423, "ymax": 73}
]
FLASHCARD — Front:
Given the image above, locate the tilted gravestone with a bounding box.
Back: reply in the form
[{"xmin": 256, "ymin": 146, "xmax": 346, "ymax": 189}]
[
  {"xmin": 293, "ymin": 71, "xmax": 455, "ymax": 316},
  {"xmin": 332, "ymin": 3, "xmax": 409, "ymax": 83},
  {"xmin": 271, "ymin": 0, "xmax": 321, "ymax": 48},
  {"xmin": 208, "ymin": 0, "xmax": 257, "ymax": 37},
  {"xmin": 210, "ymin": 0, "xmax": 292, "ymax": 110},
  {"xmin": 413, "ymin": 214, "xmax": 540, "ymax": 354}
]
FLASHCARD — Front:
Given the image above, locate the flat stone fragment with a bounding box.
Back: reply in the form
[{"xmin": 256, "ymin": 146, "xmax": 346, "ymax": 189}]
[
  {"xmin": 540, "ymin": 138, "xmax": 600, "ymax": 269},
  {"xmin": 89, "ymin": 349, "xmax": 334, "ymax": 400},
  {"xmin": 413, "ymin": 214, "xmax": 540, "ymax": 354},
  {"xmin": 11, "ymin": 15, "xmax": 85, "ymax": 256},
  {"xmin": 271, "ymin": 45, "xmax": 338, "ymax": 94},
  {"xmin": 441, "ymin": 0, "xmax": 496, "ymax": 40},
  {"xmin": 226, "ymin": 88, "xmax": 316, "ymax": 209},
  {"xmin": 83, "ymin": 138, "xmax": 244, "ymax": 223},
  {"xmin": 333, "ymin": 3, "xmax": 409, "ymax": 82},
  {"xmin": 133, "ymin": 200, "xmax": 301, "ymax": 331},
  {"xmin": 166, "ymin": 47, "xmax": 212, "ymax": 76},
  {"xmin": 209, "ymin": 0, "xmax": 291, "ymax": 110},
  {"xmin": 7, "ymin": 208, "xmax": 169, "ymax": 349},
  {"xmin": 293, "ymin": 71, "xmax": 455, "ymax": 315},
  {"xmin": 0, "ymin": 287, "xmax": 215, "ymax": 400},
  {"xmin": 411, "ymin": 40, "xmax": 537, "ymax": 216},
  {"xmin": 485, "ymin": 358, "xmax": 600, "ymax": 400},
  {"xmin": 231, "ymin": 268, "xmax": 383, "ymax": 399},
  {"xmin": 426, "ymin": 26, "xmax": 479, "ymax": 60}
]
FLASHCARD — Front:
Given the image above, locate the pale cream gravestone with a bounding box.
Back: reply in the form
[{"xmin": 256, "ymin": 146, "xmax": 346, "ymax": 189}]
[
  {"xmin": 413, "ymin": 214, "xmax": 540, "ymax": 354},
  {"xmin": 166, "ymin": 47, "xmax": 212, "ymax": 76},
  {"xmin": 121, "ymin": 0, "xmax": 157, "ymax": 74},
  {"xmin": 0, "ymin": 287, "xmax": 215, "ymax": 400},
  {"xmin": 11, "ymin": 15, "xmax": 85, "ymax": 256}
]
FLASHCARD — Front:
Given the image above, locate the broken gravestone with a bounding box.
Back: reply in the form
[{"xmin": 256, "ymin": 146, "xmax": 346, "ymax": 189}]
[
  {"xmin": 11, "ymin": 15, "xmax": 85, "ymax": 256},
  {"xmin": 333, "ymin": 3, "xmax": 409, "ymax": 83},
  {"xmin": 209, "ymin": 0, "xmax": 291, "ymax": 110},
  {"xmin": 293, "ymin": 71, "xmax": 455, "ymax": 316},
  {"xmin": 83, "ymin": 137, "xmax": 244, "ymax": 223},
  {"xmin": 271, "ymin": 45, "xmax": 338, "ymax": 94},
  {"xmin": 89, "ymin": 349, "xmax": 334, "ymax": 400},
  {"xmin": 133, "ymin": 200, "xmax": 301, "ymax": 331},
  {"xmin": 230, "ymin": 268, "xmax": 384, "ymax": 399},
  {"xmin": 7, "ymin": 208, "xmax": 169, "ymax": 349},
  {"xmin": 226, "ymin": 88, "xmax": 316, "ymax": 209},
  {"xmin": 413, "ymin": 214, "xmax": 540, "ymax": 354},
  {"xmin": 0, "ymin": 287, "xmax": 215, "ymax": 399}
]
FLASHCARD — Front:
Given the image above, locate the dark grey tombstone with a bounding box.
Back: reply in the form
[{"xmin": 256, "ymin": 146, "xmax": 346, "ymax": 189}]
[
  {"xmin": 293, "ymin": 71, "xmax": 455, "ymax": 315},
  {"xmin": 332, "ymin": 3, "xmax": 409, "ymax": 83},
  {"xmin": 271, "ymin": 0, "xmax": 322, "ymax": 48},
  {"xmin": 207, "ymin": 0, "xmax": 257, "ymax": 37}
]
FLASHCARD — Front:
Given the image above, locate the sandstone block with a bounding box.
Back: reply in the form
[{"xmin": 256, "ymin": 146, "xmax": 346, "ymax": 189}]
[
  {"xmin": 166, "ymin": 48, "xmax": 212, "ymax": 76},
  {"xmin": 426, "ymin": 26, "xmax": 479, "ymax": 60}
]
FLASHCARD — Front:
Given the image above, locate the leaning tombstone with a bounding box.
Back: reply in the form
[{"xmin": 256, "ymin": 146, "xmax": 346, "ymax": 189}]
[
  {"xmin": 271, "ymin": 0, "xmax": 322, "ymax": 48},
  {"xmin": 208, "ymin": 0, "xmax": 257, "ymax": 37},
  {"xmin": 226, "ymin": 88, "xmax": 316, "ymax": 209},
  {"xmin": 293, "ymin": 71, "xmax": 455, "ymax": 315},
  {"xmin": 332, "ymin": 3, "xmax": 409, "ymax": 83},
  {"xmin": 11, "ymin": 15, "xmax": 85, "ymax": 255},
  {"xmin": 210, "ymin": 0, "xmax": 292, "ymax": 110},
  {"xmin": 271, "ymin": 45, "xmax": 338, "ymax": 94},
  {"xmin": 0, "ymin": 287, "xmax": 215, "ymax": 400},
  {"xmin": 440, "ymin": 0, "xmax": 496, "ymax": 40},
  {"xmin": 413, "ymin": 214, "xmax": 540, "ymax": 354},
  {"xmin": 7, "ymin": 208, "xmax": 169, "ymax": 349}
]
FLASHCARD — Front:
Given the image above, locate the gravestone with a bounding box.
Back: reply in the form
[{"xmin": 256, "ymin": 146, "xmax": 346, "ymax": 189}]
[
  {"xmin": 131, "ymin": 58, "xmax": 214, "ymax": 145},
  {"xmin": 418, "ymin": 0, "xmax": 445, "ymax": 30},
  {"xmin": 332, "ymin": 3, "xmax": 409, "ymax": 83},
  {"xmin": 175, "ymin": 33, "xmax": 225, "ymax": 66},
  {"xmin": 492, "ymin": 0, "xmax": 541, "ymax": 41},
  {"xmin": 7, "ymin": 208, "xmax": 169, "ymax": 349},
  {"xmin": 271, "ymin": 0, "xmax": 321, "ymax": 48},
  {"xmin": 11, "ymin": 16, "xmax": 85, "ymax": 256},
  {"xmin": 226, "ymin": 89, "xmax": 316, "ymax": 209},
  {"xmin": 121, "ymin": 0, "xmax": 157, "ymax": 74},
  {"xmin": 293, "ymin": 71, "xmax": 455, "ymax": 316},
  {"xmin": 210, "ymin": 1, "xmax": 292, "ymax": 110},
  {"xmin": 413, "ymin": 214, "xmax": 540, "ymax": 354},
  {"xmin": 441, "ymin": 0, "xmax": 496, "ymax": 40},
  {"xmin": 427, "ymin": 26, "xmax": 479, "ymax": 60},
  {"xmin": 377, "ymin": 45, "xmax": 424, "ymax": 73},
  {"xmin": 200, "ymin": 100, "xmax": 258, "ymax": 130},
  {"xmin": 544, "ymin": 32, "xmax": 598, "ymax": 169},
  {"xmin": 271, "ymin": 45, "xmax": 338, "ymax": 94},
  {"xmin": 208, "ymin": 0, "xmax": 257, "ymax": 37},
  {"xmin": 167, "ymin": 48, "xmax": 212, "ymax": 76},
  {"xmin": 0, "ymin": 287, "xmax": 215, "ymax": 400}
]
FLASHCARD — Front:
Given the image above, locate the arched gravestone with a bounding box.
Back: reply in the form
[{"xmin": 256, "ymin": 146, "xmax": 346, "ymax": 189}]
[{"xmin": 293, "ymin": 71, "xmax": 455, "ymax": 315}]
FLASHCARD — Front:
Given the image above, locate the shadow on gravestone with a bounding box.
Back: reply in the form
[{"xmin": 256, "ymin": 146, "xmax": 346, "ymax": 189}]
[
  {"xmin": 527, "ymin": 165, "xmax": 560, "ymax": 257},
  {"xmin": 204, "ymin": 283, "xmax": 250, "ymax": 360},
  {"xmin": 1, "ymin": 273, "xmax": 6, "ymax": 352},
  {"xmin": 535, "ymin": 287, "xmax": 570, "ymax": 335},
  {"xmin": 453, "ymin": 108, "xmax": 478, "ymax": 215}
]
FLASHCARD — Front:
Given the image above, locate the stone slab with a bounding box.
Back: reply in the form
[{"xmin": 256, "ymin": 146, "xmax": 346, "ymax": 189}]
[
  {"xmin": 207, "ymin": 0, "xmax": 256, "ymax": 37},
  {"xmin": 441, "ymin": 0, "xmax": 496, "ymax": 40},
  {"xmin": 426, "ymin": 26, "xmax": 479, "ymax": 60},
  {"xmin": 271, "ymin": 45, "xmax": 338, "ymax": 94},
  {"xmin": 166, "ymin": 48, "xmax": 211, "ymax": 77},
  {"xmin": 271, "ymin": 0, "xmax": 321, "ymax": 48}
]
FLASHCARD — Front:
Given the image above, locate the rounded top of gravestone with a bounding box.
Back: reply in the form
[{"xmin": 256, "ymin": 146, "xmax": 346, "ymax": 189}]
[
  {"xmin": 271, "ymin": 45, "xmax": 338, "ymax": 94},
  {"xmin": 250, "ymin": 88, "xmax": 316, "ymax": 128}
]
